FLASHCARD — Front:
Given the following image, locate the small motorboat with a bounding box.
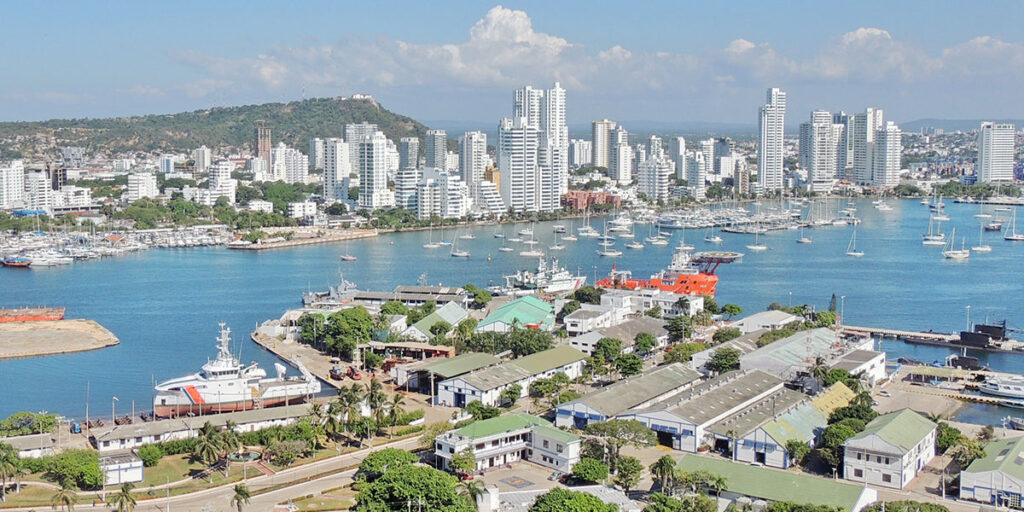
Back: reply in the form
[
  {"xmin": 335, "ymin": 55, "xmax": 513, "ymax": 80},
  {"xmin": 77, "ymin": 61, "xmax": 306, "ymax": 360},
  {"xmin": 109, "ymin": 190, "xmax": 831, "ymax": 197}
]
[{"xmin": 339, "ymin": 254, "xmax": 357, "ymax": 262}]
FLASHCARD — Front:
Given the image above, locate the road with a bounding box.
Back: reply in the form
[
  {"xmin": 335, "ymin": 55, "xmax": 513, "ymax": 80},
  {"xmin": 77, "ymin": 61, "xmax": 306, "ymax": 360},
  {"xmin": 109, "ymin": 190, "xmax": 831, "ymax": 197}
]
[{"xmin": 7, "ymin": 436, "xmax": 421, "ymax": 512}]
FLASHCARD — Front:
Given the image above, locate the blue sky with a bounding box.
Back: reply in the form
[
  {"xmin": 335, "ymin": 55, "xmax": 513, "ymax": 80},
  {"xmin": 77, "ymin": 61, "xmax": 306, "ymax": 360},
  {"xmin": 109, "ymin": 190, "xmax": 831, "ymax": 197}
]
[{"xmin": 2, "ymin": 1, "xmax": 1023, "ymax": 125}]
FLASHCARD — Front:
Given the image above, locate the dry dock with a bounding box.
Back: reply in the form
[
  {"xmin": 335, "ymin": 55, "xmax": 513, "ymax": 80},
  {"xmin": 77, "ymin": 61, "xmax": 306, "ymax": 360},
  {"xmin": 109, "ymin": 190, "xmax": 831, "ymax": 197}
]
[{"xmin": 0, "ymin": 319, "xmax": 119, "ymax": 359}]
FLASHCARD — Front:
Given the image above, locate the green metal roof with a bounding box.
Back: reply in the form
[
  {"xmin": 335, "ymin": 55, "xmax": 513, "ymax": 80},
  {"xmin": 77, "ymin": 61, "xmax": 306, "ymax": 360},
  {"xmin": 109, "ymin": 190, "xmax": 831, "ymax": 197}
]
[
  {"xmin": 533, "ymin": 424, "xmax": 582, "ymax": 444},
  {"xmin": 455, "ymin": 413, "xmax": 551, "ymax": 439},
  {"xmin": 479, "ymin": 296, "xmax": 555, "ymax": 330},
  {"xmin": 676, "ymin": 455, "xmax": 868, "ymax": 511},
  {"xmin": 422, "ymin": 352, "xmax": 500, "ymax": 379},
  {"xmin": 760, "ymin": 402, "xmax": 827, "ymax": 446},
  {"xmin": 845, "ymin": 409, "xmax": 936, "ymax": 453},
  {"xmin": 511, "ymin": 346, "xmax": 585, "ymax": 374},
  {"xmin": 411, "ymin": 302, "xmax": 467, "ymax": 337},
  {"xmin": 964, "ymin": 436, "xmax": 1024, "ymax": 480}
]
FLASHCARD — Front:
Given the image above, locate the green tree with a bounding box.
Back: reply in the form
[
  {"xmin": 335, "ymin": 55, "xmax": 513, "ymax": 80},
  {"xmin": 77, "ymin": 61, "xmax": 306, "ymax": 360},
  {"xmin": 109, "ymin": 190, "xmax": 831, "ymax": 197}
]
[
  {"xmin": 935, "ymin": 423, "xmax": 963, "ymax": 453},
  {"xmin": 500, "ymin": 384, "xmax": 522, "ymax": 406},
  {"xmin": 354, "ymin": 464, "xmax": 473, "ymax": 512},
  {"xmin": 586, "ymin": 420, "xmax": 656, "ymax": 473},
  {"xmin": 50, "ymin": 482, "xmax": 78, "ymax": 512},
  {"xmin": 663, "ymin": 343, "xmax": 705, "ymax": 364},
  {"xmin": 231, "ymin": 484, "xmax": 251, "ymax": 512},
  {"xmin": 785, "ymin": 440, "xmax": 811, "ymax": 466},
  {"xmin": 380, "ymin": 301, "xmax": 408, "ymax": 316},
  {"xmin": 358, "ymin": 448, "xmax": 418, "ymax": 481},
  {"xmin": 634, "ymin": 332, "xmax": 656, "ymax": 354},
  {"xmin": 192, "ymin": 422, "xmax": 223, "ymax": 467},
  {"xmin": 386, "ymin": 394, "xmax": 406, "ymax": 436},
  {"xmin": 429, "ymin": 320, "xmax": 453, "ymax": 337},
  {"xmin": 364, "ymin": 351, "xmax": 385, "ymax": 370},
  {"xmin": 450, "ymin": 448, "xmax": 477, "ymax": 475},
  {"xmin": 615, "ymin": 353, "xmax": 643, "ymax": 376},
  {"xmin": 712, "ymin": 327, "xmax": 741, "ymax": 344},
  {"xmin": 650, "ymin": 455, "xmax": 676, "ymax": 491},
  {"xmin": 707, "ymin": 348, "xmax": 741, "ymax": 373},
  {"xmin": 721, "ymin": 303, "xmax": 743, "ymax": 319},
  {"xmin": 593, "ymin": 338, "xmax": 622, "ymax": 364},
  {"xmin": 136, "ymin": 444, "xmax": 163, "ymax": 467},
  {"xmin": 667, "ymin": 316, "xmax": 691, "ymax": 342},
  {"xmin": 465, "ymin": 401, "xmax": 501, "ymax": 420},
  {"xmin": 573, "ymin": 286, "xmax": 605, "ymax": 304},
  {"xmin": 106, "ymin": 483, "xmax": 136, "ymax": 512},
  {"xmin": 645, "ymin": 492, "xmax": 716, "ymax": 512},
  {"xmin": 0, "ymin": 442, "xmax": 17, "ymax": 502},
  {"xmin": 701, "ymin": 295, "xmax": 720, "ymax": 315},
  {"xmin": 947, "ymin": 437, "xmax": 986, "ymax": 469},
  {"xmin": 613, "ymin": 456, "xmax": 643, "ymax": 492},
  {"xmin": 558, "ymin": 300, "xmax": 581, "ymax": 322},
  {"xmin": 48, "ymin": 450, "xmax": 103, "ymax": 490},
  {"xmin": 572, "ymin": 457, "xmax": 610, "ymax": 483},
  {"xmin": 531, "ymin": 488, "xmax": 617, "ymax": 512}
]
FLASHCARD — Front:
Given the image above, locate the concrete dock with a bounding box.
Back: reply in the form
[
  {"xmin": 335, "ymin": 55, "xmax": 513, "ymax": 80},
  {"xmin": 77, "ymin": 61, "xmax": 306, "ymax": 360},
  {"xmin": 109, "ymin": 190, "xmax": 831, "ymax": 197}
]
[
  {"xmin": 228, "ymin": 229, "xmax": 378, "ymax": 251},
  {"xmin": 0, "ymin": 319, "xmax": 119, "ymax": 359}
]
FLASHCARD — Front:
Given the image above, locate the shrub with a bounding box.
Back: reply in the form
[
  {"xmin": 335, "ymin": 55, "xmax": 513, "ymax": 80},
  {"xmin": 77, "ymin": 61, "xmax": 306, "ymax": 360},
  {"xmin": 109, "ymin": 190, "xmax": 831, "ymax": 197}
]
[{"xmin": 137, "ymin": 444, "xmax": 163, "ymax": 467}]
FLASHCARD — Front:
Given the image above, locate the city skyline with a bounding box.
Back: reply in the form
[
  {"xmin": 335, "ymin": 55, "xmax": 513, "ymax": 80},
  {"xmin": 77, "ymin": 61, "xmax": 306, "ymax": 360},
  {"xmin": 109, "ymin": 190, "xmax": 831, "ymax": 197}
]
[{"xmin": 2, "ymin": 2, "xmax": 1023, "ymax": 124}]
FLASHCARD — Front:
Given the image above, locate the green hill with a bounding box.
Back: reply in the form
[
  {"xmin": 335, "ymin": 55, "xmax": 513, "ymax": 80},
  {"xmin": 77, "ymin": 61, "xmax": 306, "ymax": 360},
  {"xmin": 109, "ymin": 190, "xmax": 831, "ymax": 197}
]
[{"xmin": 0, "ymin": 97, "xmax": 431, "ymax": 156}]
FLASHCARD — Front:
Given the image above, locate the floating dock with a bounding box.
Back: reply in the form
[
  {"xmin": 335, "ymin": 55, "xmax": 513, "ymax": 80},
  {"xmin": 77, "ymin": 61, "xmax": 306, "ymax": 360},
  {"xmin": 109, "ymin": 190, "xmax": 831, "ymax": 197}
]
[{"xmin": 0, "ymin": 319, "xmax": 119, "ymax": 359}]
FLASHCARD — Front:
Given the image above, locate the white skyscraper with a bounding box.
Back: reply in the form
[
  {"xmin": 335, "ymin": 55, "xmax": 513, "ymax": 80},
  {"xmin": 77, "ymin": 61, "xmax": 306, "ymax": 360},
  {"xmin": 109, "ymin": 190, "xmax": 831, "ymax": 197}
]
[
  {"xmin": 853, "ymin": 108, "xmax": 884, "ymax": 185},
  {"xmin": 638, "ymin": 156, "xmax": 673, "ymax": 202},
  {"xmin": 416, "ymin": 167, "xmax": 468, "ymax": 220},
  {"xmin": 192, "ymin": 146, "xmax": 212, "ymax": 172},
  {"xmin": 541, "ymin": 82, "xmax": 569, "ymax": 199},
  {"xmin": 799, "ymin": 110, "xmax": 838, "ymax": 188},
  {"xmin": 872, "ymin": 122, "xmax": 902, "ymax": 188},
  {"xmin": 358, "ymin": 131, "xmax": 395, "ymax": 210},
  {"xmin": 459, "ymin": 131, "xmax": 487, "ymax": 191},
  {"xmin": 0, "ymin": 161, "xmax": 25, "ymax": 208},
  {"xmin": 126, "ymin": 173, "xmax": 159, "ymax": 203},
  {"xmin": 609, "ymin": 126, "xmax": 631, "ymax": 183},
  {"xmin": 395, "ymin": 167, "xmax": 421, "ymax": 211},
  {"xmin": 207, "ymin": 161, "xmax": 237, "ymax": 205},
  {"xmin": 498, "ymin": 117, "xmax": 540, "ymax": 213},
  {"xmin": 425, "ymin": 130, "xmax": 447, "ymax": 169},
  {"xmin": 159, "ymin": 155, "xmax": 176, "ymax": 175},
  {"xmin": 569, "ymin": 139, "xmax": 592, "ymax": 167},
  {"xmin": 591, "ymin": 119, "xmax": 616, "ymax": 169},
  {"xmin": 513, "ymin": 86, "xmax": 544, "ymax": 127},
  {"xmin": 832, "ymin": 112, "xmax": 854, "ymax": 178},
  {"xmin": 399, "ymin": 137, "xmax": 419, "ymax": 170},
  {"xmin": 757, "ymin": 87, "xmax": 786, "ymax": 192},
  {"xmin": 309, "ymin": 138, "xmax": 325, "ymax": 170},
  {"xmin": 670, "ymin": 137, "xmax": 686, "ymax": 180},
  {"xmin": 977, "ymin": 122, "xmax": 1016, "ymax": 183},
  {"xmin": 345, "ymin": 123, "xmax": 378, "ymax": 170},
  {"xmin": 687, "ymin": 151, "xmax": 706, "ymax": 200},
  {"xmin": 269, "ymin": 143, "xmax": 309, "ymax": 184},
  {"xmin": 700, "ymin": 139, "xmax": 715, "ymax": 182},
  {"xmin": 324, "ymin": 138, "xmax": 351, "ymax": 201}
]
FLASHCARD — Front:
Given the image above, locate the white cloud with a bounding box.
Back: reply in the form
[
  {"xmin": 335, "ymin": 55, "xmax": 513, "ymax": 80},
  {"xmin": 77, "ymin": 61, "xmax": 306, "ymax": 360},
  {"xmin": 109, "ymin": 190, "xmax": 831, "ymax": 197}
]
[{"xmin": 116, "ymin": 85, "xmax": 165, "ymax": 98}]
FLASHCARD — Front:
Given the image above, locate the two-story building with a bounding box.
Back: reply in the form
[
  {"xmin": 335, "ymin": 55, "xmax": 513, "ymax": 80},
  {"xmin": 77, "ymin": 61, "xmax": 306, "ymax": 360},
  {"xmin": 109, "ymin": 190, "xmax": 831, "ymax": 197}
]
[
  {"xmin": 568, "ymin": 317, "xmax": 668, "ymax": 356},
  {"xmin": 434, "ymin": 413, "xmax": 581, "ymax": 474},
  {"xmin": 555, "ymin": 363, "xmax": 700, "ymax": 429},
  {"xmin": 960, "ymin": 435, "xmax": 1024, "ymax": 508},
  {"xmin": 436, "ymin": 346, "xmax": 586, "ymax": 408},
  {"xmin": 843, "ymin": 409, "xmax": 937, "ymax": 489}
]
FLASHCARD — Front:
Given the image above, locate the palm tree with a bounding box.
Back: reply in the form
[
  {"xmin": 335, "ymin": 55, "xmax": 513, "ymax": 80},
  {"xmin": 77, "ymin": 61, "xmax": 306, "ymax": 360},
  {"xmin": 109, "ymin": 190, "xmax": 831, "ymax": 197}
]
[
  {"xmin": 386, "ymin": 394, "xmax": 406, "ymax": 439},
  {"xmin": 459, "ymin": 480, "xmax": 485, "ymax": 504},
  {"xmin": 338, "ymin": 384, "xmax": 364, "ymax": 442},
  {"xmin": 50, "ymin": 482, "xmax": 78, "ymax": 512},
  {"xmin": 365, "ymin": 378, "xmax": 387, "ymax": 437},
  {"xmin": 649, "ymin": 455, "xmax": 676, "ymax": 491},
  {"xmin": 106, "ymin": 482, "xmax": 137, "ymax": 512},
  {"xmin": 221, "ymin": 421, "xmax": 242, "ymax": 456},
  {"xmin": 809, "ymin": 356, "xmax": 830, "ymax": 386},
  {"xmin": 325, "ymin": 401, "xmax": 345, "ymax": 446},
  {"xmin": 231, "ymin": 483, "xmax": 251, "ymax": 512},
  {"xmin": 0, "ymin": 442, "xmax": 17, "ymax": 502},
  {"xmin": 193, "ymin": 421, "xmax": 223, "ymax": 467},
  {"xmin": 707, "ymin": 474, "xmax": 727, "ymax": 497}
]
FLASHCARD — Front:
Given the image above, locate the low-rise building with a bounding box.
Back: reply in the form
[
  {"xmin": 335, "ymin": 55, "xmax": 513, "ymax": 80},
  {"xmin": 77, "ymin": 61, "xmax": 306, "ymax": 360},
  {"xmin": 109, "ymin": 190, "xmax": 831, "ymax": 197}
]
[
  {"xmin": 842, "ymin": 409, "xmax": 937, "ymax": 489},
  {"xmin": 476, "ymin": 296, "xmax": 555, "ymax": 333},
  {"xmin": 248, "ymin": 199, "xmax": 274, "ymax": 213},
  {"xmin": 568, "ymin": 317, "xmax": 668, "ymax": 356},
  {"xmin": 401, "ymin": 302, "xmax": 468, "ymax": 341},
  {"xmin": 960, "ymin": 435, "xmax": 1024, "ymax": 507},
  {"xmin": 393, "ymin": 352, "xmax": 500, "ymax": 393},
  {"xmin": 731, "ymin": 310, "xmax": 799, "ymax": 334},
  {"xmin": 619, "ymin": 370, "xmax": 784, "ymax": 452},
  {"xmin": 287, "ymin": 201, "xmax": 317, "ymax": 219},
  {"xmin": 563, "ymin": 306, "xmax": 615, "ymax": 336},
  {"xmin": 434, "ymin": 413, "xmax": 581, "ymax": 474},
  {"xmin": 555, "ymin": 363, "xmax": 700, "ymax": 429},
  {"xmin": 690, "ymin": 329, "xmax": 764, "ymax": 374},
  {"xmin": 740, "ymin": 327, "xmax": 873, "ymax": 381},
  {"xmin": 437, "ymin": 346, "xmax": 586, "ymax": 407},
  {"xmin": 829, "ymin": 349, "xmax": 887, "ymax": 386},
  {"xmin": 101, "ymin": 452, "xmax": 144, "ymax": 486},
  {"xmin": 2, "ymin": 433, "xmax": 56, "ymax": 459},
  {"xmin": 676, "ymin": 455, "xmax": 877, "ymax": 512}
]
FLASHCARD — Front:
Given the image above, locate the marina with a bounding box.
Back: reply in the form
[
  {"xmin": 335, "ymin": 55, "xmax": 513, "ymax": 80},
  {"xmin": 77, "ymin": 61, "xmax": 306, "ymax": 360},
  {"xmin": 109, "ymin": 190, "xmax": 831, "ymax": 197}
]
[{"xmin": 3, "ymin": 197, "xmax": 1024, "ymax": 421}]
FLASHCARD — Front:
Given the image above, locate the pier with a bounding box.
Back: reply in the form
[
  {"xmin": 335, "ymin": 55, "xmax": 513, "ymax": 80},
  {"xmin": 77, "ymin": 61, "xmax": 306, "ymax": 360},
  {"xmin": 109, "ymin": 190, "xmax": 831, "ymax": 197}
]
[
  {"xmin": 842, "ymin": 325, "xmax": 959, "ymax": 342},
  {"xmin": 228, "ymin": 229, "xmax": 378, "ymax": 251},
  {"xmin": 0, "ymin": 319, "xmax": 119, "ymax": 359}
]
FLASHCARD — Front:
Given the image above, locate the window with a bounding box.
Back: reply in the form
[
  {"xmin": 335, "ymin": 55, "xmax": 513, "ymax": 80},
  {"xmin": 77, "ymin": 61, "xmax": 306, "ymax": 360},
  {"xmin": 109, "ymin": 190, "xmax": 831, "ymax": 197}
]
[
  {"xmin": 857, "ymin": 453, "xmax": 862, "ymax": 460},
  {"xmin": 885, "ymin": 457, "xmax": 891, "ymax": 464},
  {"xmin": 556, "ymin": 444, "xmax": 563, "ymax": 453},
  {"xmin": 882, "ymin": 474, "xmax": 892, "ymax": 483},
  {"xmin": 436, "ymin": 443, "xmax": 442, "ymax": 451},
  {"xmin": 449, "ymin": 448, "xmax": 454, "ymax": 454},
  {"xmin": 543, "ymin": 440, "xmax": 549, "ymax": 449},
  {"xmin": 476, "ymin": 443, "xmax": 484, "ymax": 450},
  {"xmin": 854, "ymin": 469, "xmax": 863, "ymax": 478},
  {"xmin": 876, "ymin": 456, "xmax": 882, "ymax": 463}
]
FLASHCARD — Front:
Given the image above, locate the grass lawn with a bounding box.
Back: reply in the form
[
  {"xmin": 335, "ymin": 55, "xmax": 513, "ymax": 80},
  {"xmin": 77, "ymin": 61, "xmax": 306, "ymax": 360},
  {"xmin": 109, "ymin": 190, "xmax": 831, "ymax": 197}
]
[
  {"xmin": 137, "ymin": 454, "xmax": 205, "ymax": 487},
  {"xmin": 1, "ymin": 484, "xmax": 60, "ymax": 507},
  {"xmin": 287, "ymin": 492, "xmax": 355, "ymax": 511}
]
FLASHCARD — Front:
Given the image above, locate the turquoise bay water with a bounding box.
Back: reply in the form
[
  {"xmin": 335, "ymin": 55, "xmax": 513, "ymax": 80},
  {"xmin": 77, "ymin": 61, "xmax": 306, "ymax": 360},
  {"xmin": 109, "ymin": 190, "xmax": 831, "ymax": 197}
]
[{"xmin": 1, "ymin": 198, "xmax": 1022, "ymax": 424}]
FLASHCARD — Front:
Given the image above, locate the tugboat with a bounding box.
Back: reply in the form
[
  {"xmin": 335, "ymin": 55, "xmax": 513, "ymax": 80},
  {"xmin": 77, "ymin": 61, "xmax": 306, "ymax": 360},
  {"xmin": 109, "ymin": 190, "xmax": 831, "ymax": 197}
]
[
  {"xmin": 153, "ymin": 324, "xmax": 321, "ymax": 418},
  {"xmin": 596, "ymin": 249, "xmax": 742, "ymax": 296}
]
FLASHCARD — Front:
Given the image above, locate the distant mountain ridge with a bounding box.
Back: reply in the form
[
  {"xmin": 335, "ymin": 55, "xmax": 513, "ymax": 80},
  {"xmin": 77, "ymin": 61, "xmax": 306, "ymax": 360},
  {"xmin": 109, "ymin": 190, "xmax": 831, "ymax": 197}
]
[
  {"xmin": 898, "ymin": 118, "xmax": 1024, "ymax": 133},
  {"xmin": 0, "ymin": 97, "xmax": 431, "ymax": 157}
]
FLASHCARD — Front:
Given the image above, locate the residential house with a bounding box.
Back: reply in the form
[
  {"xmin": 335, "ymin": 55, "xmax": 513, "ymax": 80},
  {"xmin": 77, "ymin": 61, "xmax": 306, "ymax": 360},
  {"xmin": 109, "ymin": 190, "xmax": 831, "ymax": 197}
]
[
  {"xmin": 842, "ymin": 409, "xmax": 937, "ymax": 489},
  {"xmin": 436, "ymin": 346, "xmax": 586, "ymax": 407},
  {"xmin": 434, "ymin": 413, "xmax": 581, "ymax": 473}
]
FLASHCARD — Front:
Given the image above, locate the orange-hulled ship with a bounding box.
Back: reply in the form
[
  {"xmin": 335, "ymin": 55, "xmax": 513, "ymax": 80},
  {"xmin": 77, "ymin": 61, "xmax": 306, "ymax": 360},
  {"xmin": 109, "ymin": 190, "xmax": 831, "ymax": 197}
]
[
  {"xmin": 0, "ymin": 307, "xmax": 66, "ymax": 323},
  {"xmin": 595, "ymin": 250, "xmax": 742, "ymax": 296}
]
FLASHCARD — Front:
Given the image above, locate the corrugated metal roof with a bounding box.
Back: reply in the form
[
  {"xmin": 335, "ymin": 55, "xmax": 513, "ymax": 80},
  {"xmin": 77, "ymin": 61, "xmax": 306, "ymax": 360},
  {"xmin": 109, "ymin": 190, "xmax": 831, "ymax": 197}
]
[
  {"xmin": 630, "ymin": 370, "xmax": 783, "ymax": 426},
  {"xmin": 708, "ymin": 387, "xmax": 808, "ymax": 438},
  {"xmin": 510, "ymin": 346, "xmax": 585, "ymax": 374},
  {"xmin": 562, "ymin": 362, "xmax": 700, "ymax": 417},
  {"xmin": 479, "ymin": 296, "xmax": 555, "ymax": 330},
  {"xmin": 844, "ymin": 409, "xmax": 936, "ymax": 453},
  {"xmin": 411, "ymin": 302, "xmax": 468, "ymax": 336},
  {"xmin": 964, "ymin": 436, "xmax": 1024, "ymax": 481},
  {"xmin": 422, "ymin": 352, "xmax": 500, "ymax": 379}
]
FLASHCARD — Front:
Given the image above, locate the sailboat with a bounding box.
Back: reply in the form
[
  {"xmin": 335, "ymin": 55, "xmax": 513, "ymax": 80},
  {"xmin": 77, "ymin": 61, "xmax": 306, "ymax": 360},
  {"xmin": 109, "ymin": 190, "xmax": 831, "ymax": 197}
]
[
  {"xmin": 845, "ymin": 228, "xmax": 864, "ymax": 257},
  {"xmin": 423, "ymin": 221, "xmax": 441, "ymax": 249},
  {"xmin": 796, "ymin": 228, "xmax": 812, "ymax": 244},
  {"xmin": 498, "ymin": 235, "xmax": 514, "ymax": 252},
  {"xmin": 493, "ymin": 228, "xmax": 505, "ymax": 238},
  {"xmin": 972, "ymin": 223, "xmax": 992, "ymax": 253},
  {"xmin": 449, "ymin": 237, "xmax": 470, "ymax": 258},
  {"xmin": 1005, "ymin": 209, "xmax": 1024, "ymax": 241},
  {"xmin": 626, "ymin": 239, "xmax": 645, "ymax": 249},
  {"xmin": 459, "ymin": 232, "xmax": 476, "ymax": 240},
  {"xmin": 746, "ymin": 230, "xmax": 767, "ymax": 252},
  {"xmin": 438, "ymin": 223, "xmax": 452, "ymax": 246},
  {"xmin": 678, "ymin": 230, "xmax": 695, "ymax": 251},
  {"xmin": 942, "ymin": 228, "xmax": 970, "ymax": 260},
  {"xmin": 704, "ymin": 227, "xmax": 723, "ymax": 244},
  {"xmin": 921, "ymin": 216, "xmax": 947, "ymax": 246},
  {"xmin": 561, "ymin": 221, "xmax": 578, "ymax": 242}
]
